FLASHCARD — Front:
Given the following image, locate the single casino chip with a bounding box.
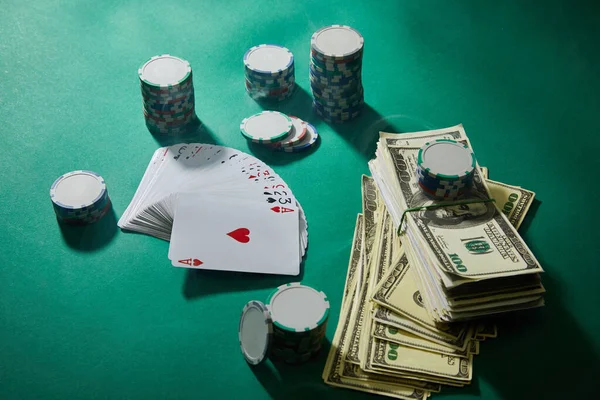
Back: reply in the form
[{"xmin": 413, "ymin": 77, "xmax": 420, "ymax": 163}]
[
  {"xmin": 243, "ymin": 44, "xmax": 294, "ymax": 76},
  {"xmin": 416, "ymin": 139, "xmax": 476, "ymax": 199},
  {"xmin": 270, "ymin": 116, "xmax": 307, "ymax": 148},
  {"xmin": 138, "ymin": 55, "xmax": 192, "ymax": 89},
  {"xmin": 50, "ymin": 170, "xmax": 110, "ymax": 224},
  {"xmin": 239, "ymin": 300, "xmax": 273, "ymax": 365},
  {"xmin": 277, "ymin": 122, "xmax": 319, "ymax": 153},
  {"xmin": 50, "ymin": 170, "xmax": 106, "ymax": 210},
  {"xmin": 240, "ymin": 111, "xmax": 293, "ymax": 143},
  {"xmin": 311, "ymin": 25, "xmax": 364, "ymax": 60},
  {"xmin": 417, "ymin": 139, "xmax": 476, "ymax": 181},
  {"xmin": 266, "ymin": 283, "xmax": 330, "ymax": 332}
]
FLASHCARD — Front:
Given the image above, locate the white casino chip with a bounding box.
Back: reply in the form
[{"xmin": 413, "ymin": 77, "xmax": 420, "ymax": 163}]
[
  {"xmin": 272, "ymin": 116, "xmax": 307, "ymax": 148},
  {"xmin": 267, "ymin": 283, "xmax": 329, "ymax": 332},
  {"xmin": 311, "ymin": 25, "xmax": 364, "ymax": 58},
  {"xmin": 279, "ymin": 122, "xmax": 319, "ymax": 153},
  {"xmin": 138, "ymin": 55, "xmax": 192, "ymax": 87},
  {"xmin": 244, "ymin": 44, "xmax": 293, "ymax": 74},
  {"xmin": 239, "ymin": 300, "xmax": 272, "ymax": 365},
  {"xmin": 418, "ymin": 140, "xmax": 475, "ymax": 179},
  {"xmin": 240, "ymin": 111, "xmax": 293, "ymax": 143},
  {"xmin": 50, "ymin": 170, "xmax": 106, "ymax": 208}
]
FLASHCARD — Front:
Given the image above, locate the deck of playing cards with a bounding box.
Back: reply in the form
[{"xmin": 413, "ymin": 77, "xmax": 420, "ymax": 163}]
[{"xmin": 118, "ymin": 143, "xmax": 307, "ymax": 275}]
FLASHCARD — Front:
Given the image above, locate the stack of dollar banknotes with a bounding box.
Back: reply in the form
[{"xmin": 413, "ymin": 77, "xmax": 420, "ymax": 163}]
[{"xmin": 323, "ymin": 125, "xmax": 544, "ymax": 399}]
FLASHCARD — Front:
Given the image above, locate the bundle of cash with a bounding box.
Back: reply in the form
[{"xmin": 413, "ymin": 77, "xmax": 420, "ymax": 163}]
[{"xmin": 323, "ymin": 125, "xmax": 543, "ymax": 398}]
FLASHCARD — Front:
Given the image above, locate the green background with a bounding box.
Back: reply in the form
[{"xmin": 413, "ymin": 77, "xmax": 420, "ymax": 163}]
[{"xmin": 1, "ymin": 0, "xmax": 598, "ymax": 399}]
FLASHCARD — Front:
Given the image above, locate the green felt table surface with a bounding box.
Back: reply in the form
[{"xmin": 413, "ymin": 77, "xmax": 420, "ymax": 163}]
[{"xmin": 1, "ymin": 0, "xmax": 599, "ymax": 399}]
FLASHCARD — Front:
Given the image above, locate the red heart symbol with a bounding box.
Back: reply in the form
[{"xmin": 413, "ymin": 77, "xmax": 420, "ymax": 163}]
[
  {"xmin": 193, "ymin": 259, "xmax": 202, "ymax": 266},
  {"xmin": 271, "ymin": 206, "xmax": 281, "ymax": 213},
  {"xmin": 227, "ymin": 228, "xmax": 250, "ymax": 243}
]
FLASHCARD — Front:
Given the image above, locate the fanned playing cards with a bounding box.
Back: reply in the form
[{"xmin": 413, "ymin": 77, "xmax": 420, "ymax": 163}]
[{"xmin": 118, "ymin": 143, "xmax": 307, "ymax": 275}]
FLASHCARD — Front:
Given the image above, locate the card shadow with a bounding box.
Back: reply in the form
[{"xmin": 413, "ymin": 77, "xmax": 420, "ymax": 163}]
[
  {"xmin": 149, "ymin": 117, "xmax": 221, "ymax": 147},
  {"xmin": 250, "ymin": 337, "xmax": 333, "ymax": 400},
  {"xmin": 182, "ymin": 247, "xmax": 308, "ymax": 299},
  {"xmin": 58, "ymin": 204, "xmax": 118, "ymax": 252}
]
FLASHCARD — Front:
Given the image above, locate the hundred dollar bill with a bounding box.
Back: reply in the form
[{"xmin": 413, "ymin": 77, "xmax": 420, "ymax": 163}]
[
  {"xmin": 343, "ymin": 214, "xmax": 364, "ymax": 308},
  {"xmin": 359, "ymin": 211, "xmax": 392, "ymax": 367},
  {"xmin": 323, "ymin": 214, "xmax": 432, "ymax": 399},
  {"xmin": 361, "ymin": 175, "xmax": 381, "ymax": 269},
  {"xmin": 373, "ymin": 127, "xmax": 470, "ymax": 226},
  {"xmin": 370, "ymin": 338, "xmax": 473, "ymax": 383},
  {"xmin": 379, "ymin": 126, "xmax": 466, "ymax": 148},
  {"xmin": 345, "ymin": 176, "xmax": 382, "ymax": 365},
  {"xmin": 372, "ymin": 252, "xmax": 468, "ymax": 336},
  {"xmin": 449, "ymin": 293, "xmax": 542, "ymax": 312},
  {"xmin": 326, "ymin": 290, "xmax": 429, "ymax": 398},
  {"xmin": 467, "ymin": 166, "xmax": 535, "ymax": 230},
  {"xmin": 346, "ymin": 220, "xmax": 445, "ymax": 392},
  {"xmin": 486, "ymin": 179, "xmax": 535, "ymax": 230},
  {"xmin": 349, "ymin": 217, "xmax": 441, "ymax": 393},
  {"xmin": 373, "ymin": 307, "xmax": 468, "ymax": 350},
  {"xmin": 383, "ymin": 144, "xmax": 543, "ymax": 280},
  {"xmin": 340, "ymin": 361, "xmax": 441, "ymax": 393},
  {"xmin": 369, "ymin": 209, "xmax": 393, "ymax": 295},
  {"xmin": 394, "ymin": 242, "xmax": 541, "ymax": 312},
  {"xmin": 447, "ymin": 297, "xmax": 544, "ymax": 320},
  {"xmin": 372, "ymin": 322, "xmax": 476, "ymax": 357},
  {"xmin": 374, "ymin": 126, "xmax": 543, "ymax": 296},
  {"xmin": 447, "ymin": 281, "xmax": 545, "ymax": 307}
]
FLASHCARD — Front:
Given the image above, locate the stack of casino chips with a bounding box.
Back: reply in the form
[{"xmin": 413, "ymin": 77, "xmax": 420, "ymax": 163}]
[
  {"xmin": 50, "ymin": 170, "xmax": 111, "ymax": 225},
  {"xmin": 139, "ymin": 54, "xmax": 198, "ymax": 135},
  {"xmin": 239, "ymin": 111, "xmax": 319, "ymax": 153},
  {"xmin": 238, "ymin": 283, "xmax": 329, "ymax": 365},
  {"xmin": 416, "ymin": 139, "xmax": 476, "ymax": 199},
  {"xmin": 244, "ymin": 44, "xmax": 295, "ymax": 101},
  {"xmin": 310, "ymin": 25, "xmax": 364, "ymax": 123},
  {"xmin": 267, "ymin": 283, "xmax": 329, "ymax": 364}
]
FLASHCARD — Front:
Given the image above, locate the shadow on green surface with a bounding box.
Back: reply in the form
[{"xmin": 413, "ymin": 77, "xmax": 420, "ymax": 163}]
[
  {"xmin": 318, "ymin": 103, "xmax": 435, "ymax": 160},
  {"xmin": 250, "ymin": 338, "xmax": 334, "ymax": 400},
  {"xmin": 253, "ymin": 85, "xmax": 315, "ymax": 122},
  {"xmin": 181, "ymin": 249, "xmax": 308, "ymax": 299},
  {"xmin": 250, "ymin": 85, "xmax": 434, "ymax": 161},
  {"xmin": 148, "ymin": 117, "xmax": 221, "ymax": 147},
  {"xmin": 475, "ymin": 271, "xmax": 599, "ymax": 399},
  {"xmin": 254, "ymin": 84, "xmax": 383, "ymax": 157},
  {"xmin": 58, "ymin": 204, "xmax": 118, "ymax": 251},
  {"xmin": 516, "ymin": 198, "xmax": 541, "ymax": 239}
]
